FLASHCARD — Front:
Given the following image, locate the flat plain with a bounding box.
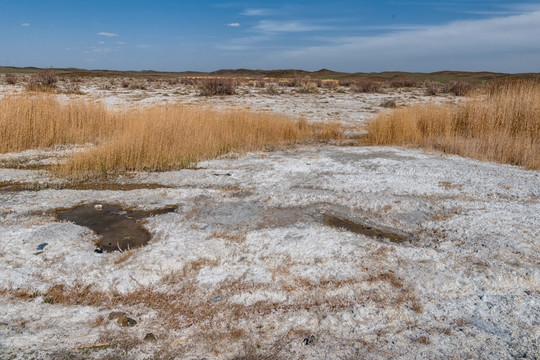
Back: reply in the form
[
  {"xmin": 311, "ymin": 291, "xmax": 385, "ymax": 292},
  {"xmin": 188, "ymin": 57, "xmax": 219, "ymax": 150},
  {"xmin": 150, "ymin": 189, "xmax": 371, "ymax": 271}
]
[{"xmin": 0, "ymin": 70, "xmax": 538, "ymax": 359}]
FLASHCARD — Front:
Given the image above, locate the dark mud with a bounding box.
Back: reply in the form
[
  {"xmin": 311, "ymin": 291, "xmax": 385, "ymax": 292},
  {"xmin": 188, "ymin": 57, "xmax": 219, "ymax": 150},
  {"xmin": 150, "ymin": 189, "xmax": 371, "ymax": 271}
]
[
  {"xmin": 0, "ymin": 181, "xmax": 170, "ymax": 192},
  {"xmin": 325, "ymin": 215, "xmax": 410, "ymax": 243},
  {"xmin": 56, "ymin": 204, "xmax": 177, "ymax": 252}
]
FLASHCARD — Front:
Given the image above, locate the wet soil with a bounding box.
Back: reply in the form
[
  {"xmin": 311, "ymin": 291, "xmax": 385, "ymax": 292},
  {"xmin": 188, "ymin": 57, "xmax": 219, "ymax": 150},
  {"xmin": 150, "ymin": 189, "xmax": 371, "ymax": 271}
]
[
  {"xmin": 56, "ymin": 204, "xmax": 177, "ymax": 252},
  {"xmin": 0, "ymin": 181, "xmax": 170, "ymax": 192},
  {"xmin": 325, "ymin": 215, "xmax": 410, "ymax": 243}
]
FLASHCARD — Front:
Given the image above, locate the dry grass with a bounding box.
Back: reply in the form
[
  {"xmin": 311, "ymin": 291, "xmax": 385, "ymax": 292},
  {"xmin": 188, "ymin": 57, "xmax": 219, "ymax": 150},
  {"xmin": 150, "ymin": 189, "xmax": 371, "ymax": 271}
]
[
  {"xmin": 0, "ymin": 95, "xmax": 114, "ymax": 152},
  {"xmin": 0, "ymin": 94, "xmax": 343, "ymax": 178},
  {"xmin": 366, "ymin": 80, "xmax": 540, "ymax": 169}
]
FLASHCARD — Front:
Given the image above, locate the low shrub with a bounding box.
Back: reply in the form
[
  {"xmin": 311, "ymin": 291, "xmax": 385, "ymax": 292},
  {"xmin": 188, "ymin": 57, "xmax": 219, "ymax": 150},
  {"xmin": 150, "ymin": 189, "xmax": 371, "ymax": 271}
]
[
  {"xmin": 389, "ymin": 77, "xmax": 421, "ymax": 88},
  {"xmin": 443, "ymin": 80, "xmax": 473, "ymax": 96},
  {"xmin": 180, "ymin": 77, "xmax": 198, "ymax": 86},
  {"xmin": 4, "ymin": 74, "xmax": 17, "ymax": 85},
  {"xmin": 27, "ymin": 69, "xmax": 58, "ymax": 90},
  {"xmin": 264, "ymin": 84, "xmax": 280, "ymax": 95},
  {"xmin": 338, "ymin": 79, "xmax": 355, "ymax": 87},
  {"xmin": 198, "ymin": 77, "xmax": 237, "ymax": 96},
  {"xmin": 322, "ymin": 80, "xmax": 338, "ymax": 89},
  {"xmin": 353, "ymin": 80, "xmax": 383, "ymax": 93},
  {"xmin": 297, "ymin": 82, "xmax": 319, "ymax": 94},
  {"xmin": 128, "ymin": 81, "xmax": 147, "ymax": 90},
  {"xmin": 424, "ymin": 81, "xmax": 443, "ymax": 96}
]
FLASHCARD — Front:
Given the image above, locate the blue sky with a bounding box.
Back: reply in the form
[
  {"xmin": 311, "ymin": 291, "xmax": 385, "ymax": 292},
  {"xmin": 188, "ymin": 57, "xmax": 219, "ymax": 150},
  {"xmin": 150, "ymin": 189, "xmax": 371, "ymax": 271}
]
[{"xmin": 1, "ymin": 0, "xmax": 540, "ymax": 72}]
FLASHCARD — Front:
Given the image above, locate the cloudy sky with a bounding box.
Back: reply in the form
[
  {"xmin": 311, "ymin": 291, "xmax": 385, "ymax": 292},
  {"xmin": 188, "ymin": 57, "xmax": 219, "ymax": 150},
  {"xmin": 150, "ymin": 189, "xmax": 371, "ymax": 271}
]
[{"xmin": 1, "ymin": 0, "xmax": 539, "ymax": 72}]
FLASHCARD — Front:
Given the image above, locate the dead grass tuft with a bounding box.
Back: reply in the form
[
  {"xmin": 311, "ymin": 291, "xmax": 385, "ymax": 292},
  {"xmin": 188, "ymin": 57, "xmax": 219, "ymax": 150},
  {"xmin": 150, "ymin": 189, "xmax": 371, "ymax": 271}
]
[
  {"xmin": 366, "ymin": 80, "xmax": 540, "ymax": 169},
  {"xmin": 114, "ymin": 249, "xmax": 137, "ymax": 264},
  {"xmin": 211, "ymin": 230, "xmax": 247, "ymax": 243}
]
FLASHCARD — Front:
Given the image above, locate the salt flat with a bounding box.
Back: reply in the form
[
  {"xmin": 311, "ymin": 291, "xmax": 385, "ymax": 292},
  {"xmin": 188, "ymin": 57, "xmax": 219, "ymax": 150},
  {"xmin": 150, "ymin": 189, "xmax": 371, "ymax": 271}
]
[{"xmin": 0, "ymin": 82, "xmax": 538, "ymax": 359}]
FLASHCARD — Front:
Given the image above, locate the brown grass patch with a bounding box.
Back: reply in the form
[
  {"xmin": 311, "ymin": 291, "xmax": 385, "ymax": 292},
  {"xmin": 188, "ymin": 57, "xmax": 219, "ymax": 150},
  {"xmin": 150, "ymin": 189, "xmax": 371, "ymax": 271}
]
[
  {"xmin": 211, "ymin": 230, "xmax": 247, "ymax": 243},
  {"xmin": 366, "ymin": 80, "xmax": 540, "ymax": 169},
  {"xmin": 2, "ymin": 270, "xmax": 422, "ymax": 331},
  {"xmin": 0, "ymin": 94, "xmax": 344, "ymax": 179},
  {"xmin": 114, "ymin": 249, "xmax": 137, "ymax": 264}
]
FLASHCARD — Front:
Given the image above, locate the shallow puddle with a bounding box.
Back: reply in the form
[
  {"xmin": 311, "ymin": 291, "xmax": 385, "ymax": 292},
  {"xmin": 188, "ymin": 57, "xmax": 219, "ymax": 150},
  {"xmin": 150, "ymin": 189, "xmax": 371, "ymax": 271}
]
[
  {"xmin": 56, "ymin": 204, "xmax": 177, "ymax": 252},
  {"xmin": 325, "ymin": 215, "xmax": 409, "ymax": 243}
]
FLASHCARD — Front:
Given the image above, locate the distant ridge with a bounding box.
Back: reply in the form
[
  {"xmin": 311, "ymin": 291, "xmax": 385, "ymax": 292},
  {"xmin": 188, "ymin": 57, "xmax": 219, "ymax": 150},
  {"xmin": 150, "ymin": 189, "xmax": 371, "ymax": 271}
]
[{"xmin": 1, "ymin": 66, "xmax": 539, "ymax": 82}]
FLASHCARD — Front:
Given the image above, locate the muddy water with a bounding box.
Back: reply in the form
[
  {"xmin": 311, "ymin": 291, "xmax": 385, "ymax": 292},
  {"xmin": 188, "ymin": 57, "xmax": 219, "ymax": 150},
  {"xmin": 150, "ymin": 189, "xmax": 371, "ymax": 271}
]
[
  {"xmin": 56, "ymin": 204, "xmax": 176, "ymax": 252},
  {"xmin": 325, "ymin": 215, "xmax": 409, "ymax": 243}
]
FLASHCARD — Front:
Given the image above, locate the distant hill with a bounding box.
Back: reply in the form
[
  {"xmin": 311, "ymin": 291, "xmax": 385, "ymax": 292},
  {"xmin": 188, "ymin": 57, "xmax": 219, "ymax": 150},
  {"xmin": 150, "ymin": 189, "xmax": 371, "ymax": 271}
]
[{"xmin": 1, "ymin": 66, "xmax": 539, "ymax": 82}]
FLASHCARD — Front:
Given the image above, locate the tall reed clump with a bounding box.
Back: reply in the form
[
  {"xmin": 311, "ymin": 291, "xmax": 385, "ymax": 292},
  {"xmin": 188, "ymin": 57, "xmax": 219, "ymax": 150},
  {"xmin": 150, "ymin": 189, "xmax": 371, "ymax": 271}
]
[
  {"xmin": 0, "ymin": 94, "xmax": 343, "ymax": 178},
  {"xmin": 0, "ymin": 94, "xmax": 117, "ymax": 152},
  {"xmin": 366, "ymin": 80, "xmax": 540, "ymax": 169},
  {"xmin": 62, "ymin": 106, "xmax": 316, "ymax": 177}
]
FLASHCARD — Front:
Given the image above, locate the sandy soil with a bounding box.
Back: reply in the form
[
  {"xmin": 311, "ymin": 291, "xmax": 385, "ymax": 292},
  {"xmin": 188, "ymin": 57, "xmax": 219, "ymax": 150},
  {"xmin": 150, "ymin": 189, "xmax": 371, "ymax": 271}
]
[{"xmin": 0, "ymin": 82, "xmax": 538, "ymax": 359}]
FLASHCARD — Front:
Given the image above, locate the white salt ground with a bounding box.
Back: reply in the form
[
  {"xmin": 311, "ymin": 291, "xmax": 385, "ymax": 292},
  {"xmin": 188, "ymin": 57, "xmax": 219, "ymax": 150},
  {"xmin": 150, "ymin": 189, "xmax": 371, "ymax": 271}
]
[{"xmin": 0, "ymin": 145, "xmax": 538, "ymax": 359}]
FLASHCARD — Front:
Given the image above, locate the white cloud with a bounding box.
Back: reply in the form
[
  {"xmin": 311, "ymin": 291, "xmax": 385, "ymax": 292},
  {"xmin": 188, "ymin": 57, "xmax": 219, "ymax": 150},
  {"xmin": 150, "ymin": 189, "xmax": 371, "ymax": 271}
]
[
  {"xmin": 97, "ymin": 32, "xmax": 118, "ymax": 37},
  {"xmin": 116, "ymin": 41, "xmax": 126, "ymax": 45},
  {"xmin": 241, "ymin": 9, "xmax": 272, "ymax": 16},
  {"xmin": 269, "ymin": 10, "xmax": 540, "ymax": 72},
  {"xmin": 227, "ymin": 23, "xmax": 240, "ymax": 27},
  {"xmin": 21, "ymin": 23, "xmax": 30, "ymax": 27},
  {"xmin": 98, "ymin": 41, "xmax": 105, "ymax": 44},
  {"xmin": 254, "ymin": 20, "xmax": 327, "ymax": 33}
]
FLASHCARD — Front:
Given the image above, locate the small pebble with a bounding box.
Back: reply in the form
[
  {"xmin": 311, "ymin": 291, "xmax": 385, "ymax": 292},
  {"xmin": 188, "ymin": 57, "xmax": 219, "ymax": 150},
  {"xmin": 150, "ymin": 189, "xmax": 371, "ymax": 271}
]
[{"xmin": 144, "ymin": 333, "xmax": 157, "ymax": 342}]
